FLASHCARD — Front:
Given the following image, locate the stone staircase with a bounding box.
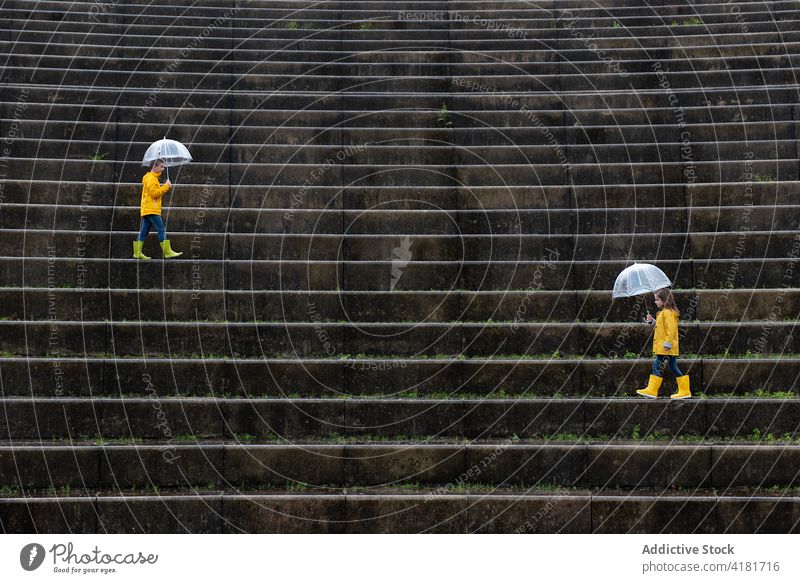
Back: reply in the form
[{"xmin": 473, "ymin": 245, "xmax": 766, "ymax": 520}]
[{"xmin": 1, "ymin": 0, "xmax": 799, "ymax": 533}]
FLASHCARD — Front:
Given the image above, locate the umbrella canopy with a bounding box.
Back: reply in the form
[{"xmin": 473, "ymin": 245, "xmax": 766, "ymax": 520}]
[
  {"xmin": 141, "ymin": 138, "xmax": 192, "ymax": 168},
  {"xmin": 612, "ymin": 263, "xmax": 672, "ymax": 299}
]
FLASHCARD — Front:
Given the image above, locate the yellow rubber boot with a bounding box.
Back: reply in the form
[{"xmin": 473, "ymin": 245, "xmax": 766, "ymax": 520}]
[
  {"xmin": 133, "ymin": 240, "xmax": 150, "ymax": 260},
  {"xmin": 160, "ymin": 239, "xmax": 183, "ymax": 259},
  {"xmin": 671, "ymin": 375, "xmax": 692, "ymax": 399},
  {"xmin": 636, "ymin": 374, "xmax": 663, "ymax": 399}
]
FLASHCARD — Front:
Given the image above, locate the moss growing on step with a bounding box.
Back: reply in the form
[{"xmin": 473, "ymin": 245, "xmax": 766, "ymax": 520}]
[
  {"xmin": 697, "ymin": 390, "xmax": 796, "ymax": 399},
  {"xmin": 36, "ymin": 428, "xmax": 799, "ymax": 447},
  {"xmin": 5, "ymin": 483, "xmax": 800, "ymax": 498},
  {"xmin": 0, "ymin": 484, "xmax": 21, "ymax": 497},
  {"xmin": 323, "ymin": 432, "xmax": 412, "ymax": 444},
  {"xmin": 671, "ymin": 17, "xmax": 703, "ymax": 26},
  {"xmin": 545, "ymin": 433, "xmax": 581, "ymax": 442},
  {"xmin": 27, "ymin": 389, "xmax": 798, "ymax": 402},
  {"xmin": 437, "ymin": 102, "xmax": 453, "ymax": 128},
  {"xmin": 11, "ymin": 350, "xmax": 797, "ymax": 364},
  {"xmin": 45, "ymin": 484, "xmax": 75, "ymax": 496}
]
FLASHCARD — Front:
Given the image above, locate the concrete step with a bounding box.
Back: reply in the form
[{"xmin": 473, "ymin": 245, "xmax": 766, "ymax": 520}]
[
  {"xmin": 4, "ymin": 66, "xmax": 800, "ymax": 92},
  {"xmin": 3, "ymin": 229, "xmax": 798, "ymax": 261},
  {"xmin": 6, "ymin": 127, "xmax": 797, "ymax": 159},
  {"xmin": 6, "ymin": 24, "xmax": 800, "ymax": 49},
  {"xmin": 0, "ymin": 355, "xmax": 796, "ymax": 398},
  {"xmin": 6, "ymin": 158, "xmax": 798, "ymax": 186},
  {"xmin": 6, "ymin": 14, "xmax": 800, "ymax": 36},
  {"xmin": 2, "ymin": 442, "xmax": 798, "ymax": 491},
  {"xmin": 9, "ymin": 41, "xmax": 800, "ymax": 62},
  {"xmin": 6, "ymin": 137, "xmax": 798, "ymax": 164},
  {"xmin": 6, "ymin": 7, "xmax": 800, "ymax": 22},
  {"xmin": 10, "ymin": 27, "xmax": 800, "ymax": 51},
  {"xmin": 0, "ymin": 490, "xmax": 800, "ymax": 534},
  {"xmin": 9, "ymin": 53, "xmax": 800, "ymax": 75},
  {"xmin": 3, "ymin": 180, "xmax": 797, "ymax": 209},
  {"xmin": 12, "ymin": 0, "xmax": 800, "ymax": 16},
  {"xmin": 0, "ymin": 256, "xmax": 791, "ymax": 290},
  {"xmin": 3, "ymin": 104, "xmax": 794, "ymax": 129},
  {"xmin": 4, "ymin": 100, "xmax": 797, "ymax": 126},
  {"xmin": 3, "ymin": 205, "xmax": 797, "ymax": 234},
  {"xmin": 0, "ymin": 319, "xmax": 797, "ymax": 358},
  {"xmin": 1, "ymin": 287, "xmax": 796, "ymax": 323},
  {"xmin": 0, "ymin": 397, "xmax": 798, "ymax": 440},
  {"xmin": 9, "ymin": 3, "xmax": 800, "ymax": 24},
  {"xmin": 2, "ymin": 489, "xmax": 798, "ymax": 533},
  {"xmin": 5, "ymin": 83, "xmax": 797, "ymax": 110}
]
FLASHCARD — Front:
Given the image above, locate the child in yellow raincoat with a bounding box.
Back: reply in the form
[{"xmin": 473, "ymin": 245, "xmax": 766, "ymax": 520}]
[
  {"xmin": 636, "ymin": 288, "xmax": 691, "ymax": 399},
  {"xmin": 132, "ymin": 159, "xmax": 182, "ymax": 259}
]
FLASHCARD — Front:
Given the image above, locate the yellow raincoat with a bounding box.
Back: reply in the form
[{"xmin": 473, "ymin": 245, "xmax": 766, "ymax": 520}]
[
  {"xmin": 140, "ymin": 171, "xmax": 170, "ymax": 216},
  {"xmin": 653, "ymin": 308, "xmax": 679, "ymax": 356}
]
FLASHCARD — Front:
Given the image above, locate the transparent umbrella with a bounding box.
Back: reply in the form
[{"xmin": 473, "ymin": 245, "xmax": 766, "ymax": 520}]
[
  {"xmin": 141, "ymin": 137, "xmax": 192, "ymax": 181},
  {"xmin": 612, "ymin": 263, "xmax": 672, "ymax": 299}
]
